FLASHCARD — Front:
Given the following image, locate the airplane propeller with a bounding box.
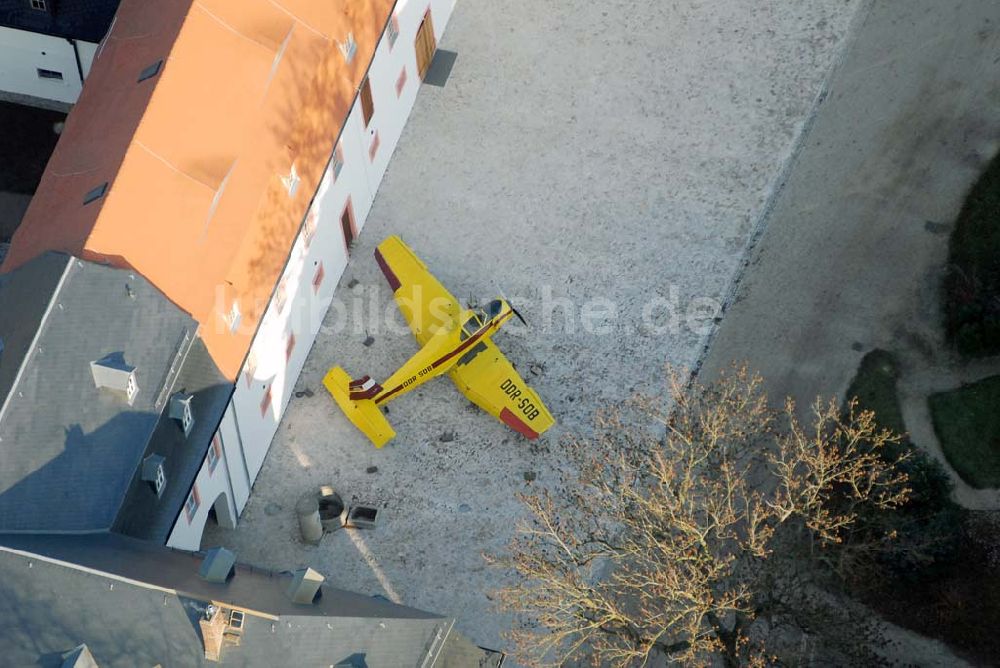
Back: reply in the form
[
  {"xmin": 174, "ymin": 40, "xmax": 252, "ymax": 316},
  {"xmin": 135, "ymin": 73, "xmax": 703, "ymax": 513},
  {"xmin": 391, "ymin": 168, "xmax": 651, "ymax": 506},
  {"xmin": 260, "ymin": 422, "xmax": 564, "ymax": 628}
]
[
  {"xmin": 495, "ymin": 284, "xmax": 528, "ymax": 326},
  {"xmin": 508, "ymin": 301, "xmax": 528, "ymax": 326}
]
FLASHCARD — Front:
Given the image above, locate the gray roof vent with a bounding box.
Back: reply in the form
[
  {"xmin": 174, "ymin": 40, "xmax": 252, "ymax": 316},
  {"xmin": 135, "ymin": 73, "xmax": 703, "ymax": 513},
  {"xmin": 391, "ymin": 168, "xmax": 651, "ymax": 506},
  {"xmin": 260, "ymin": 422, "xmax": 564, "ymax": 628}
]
[
  {"xmin": 61, "ymin": 642, "xmax": 98, "ymax": 668},
  {"xmin": 286, "ymin": 567, "xmax": 324, "ymax": 604},
  {"xmin": 141, "ymin": 454, "xmax": 166, "ymax": 498},
  {"xmin": 90, "ymin": 352, "xmax": 137, "ymax": 405},
  {"xmin": 168, "ymin": 391, "xmax": 194, "ymax": 437},
  {"xmin": 199, "ymin": 546, "xmax": 237, "ymax": 583}
]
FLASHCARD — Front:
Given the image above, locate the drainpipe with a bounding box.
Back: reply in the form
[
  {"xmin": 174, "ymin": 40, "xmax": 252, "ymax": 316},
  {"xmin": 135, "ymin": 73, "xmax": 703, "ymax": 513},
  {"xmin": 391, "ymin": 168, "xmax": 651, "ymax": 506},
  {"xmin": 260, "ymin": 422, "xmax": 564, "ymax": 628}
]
[{"xmin": 67, "ymin": 38, "xmax": 85, "ymax": 88}]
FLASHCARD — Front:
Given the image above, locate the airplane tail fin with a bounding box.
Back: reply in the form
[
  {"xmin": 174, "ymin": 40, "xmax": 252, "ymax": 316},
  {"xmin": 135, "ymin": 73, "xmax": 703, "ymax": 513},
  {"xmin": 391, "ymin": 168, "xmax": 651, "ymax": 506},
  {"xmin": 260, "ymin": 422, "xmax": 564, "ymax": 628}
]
[{"xmin": 322, "ymin": 366, "xmax": 396, "ymax": 448}]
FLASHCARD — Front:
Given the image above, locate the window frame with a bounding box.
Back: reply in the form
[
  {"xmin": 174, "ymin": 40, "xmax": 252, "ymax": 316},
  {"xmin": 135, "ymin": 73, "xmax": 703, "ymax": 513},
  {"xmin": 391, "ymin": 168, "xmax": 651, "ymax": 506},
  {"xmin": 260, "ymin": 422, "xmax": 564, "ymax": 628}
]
[
  {"xmin": 185, "ymin": 484, "xmax": 201, "ymax": 522},
  {"xmin": 126, "ymin": 372, "xmax": 138, "ymax": 404},
  {"xmin": 312, "ymin": 262, "xmax": 325, "ymax": 294},
  {"xmin": 386, "ymin": 14, "xmax": 400, "ymax": 48},
  {"xmin": 207, "ymin": 434, "xmax": 221, "ymax": 473},
  {"xmin": 332, "ymin": 144, "xmax": 345, "ymax": 181},
  {"xmin": 181, "ymin": 400, "xmax": 194, "ymax": 435},
  {"xmin": 243, "ymin": 350, "xmax": 257, "ymax": 388},
  {"xmin": 154, "ymin": 463, "xmax": 166, "ymax": 496},
  {"xmin": 260, "ymin": 386, "xmax": 273, "ymax": 417}
]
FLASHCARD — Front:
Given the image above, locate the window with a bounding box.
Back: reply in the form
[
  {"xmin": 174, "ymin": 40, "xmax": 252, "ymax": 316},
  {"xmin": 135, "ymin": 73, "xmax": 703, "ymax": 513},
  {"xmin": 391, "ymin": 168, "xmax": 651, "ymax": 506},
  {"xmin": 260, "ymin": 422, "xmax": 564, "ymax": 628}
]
[
  {"xmin": 37, "ymin": 68, "xmax": 62, "ymax": 80},
  {"xmin": 312, "ymin": 262, "xmax": 325, "ymax": 294},
  {"xmin": 260, "ymin": 386, "xmax": 272, "ymax": 417},
  {"xmin": 30, "ymin": 0, "xmax": 47, "ymax": 11},
  {"xmin": 154, "ymin": 463, "xmax": 166, "ymax": 496},
  {"xmin": 137, "ymin": 60, "xmax": 162, "ymax": 83},
  {"xmin": 387, "ymin": 15, "xmax": 400, "ymax": 48},
  {"xmin": 185, "ymin": 484, "xmax": 201, "ymax": 522},
  {"xmin": 126, "ymin": 371, "xmax": 138, "ymax": 403},
  {"xmin": 226, "ymin": 300, "xmax": 241, "ymax": 333},
  {"xmin": 181, "ymin": 400, "xmax": 194, "ymax": 435},
  {"xmin": 207, "ymin": 434, "xmax": 221, "ymax": 473},
  {"xmin": 274, "ymin": 276, "xmax": 288, "ymax": 313},
  {"xmin": 332, "ymin": 144, "xmax": 344, "ymax": 181},
  {"xmin": 462, "ymin": 313, "xmax": 482, "ymax": 337},
  {"xmin": 395, "ymin": 67, "xmax": 407, "ymax": 97},
  {"xmin": 286, "ymin": 332, "xmax": 296, "ymax": 362},
  {"xmin": 84, "ymin": 182, "xmax": 108, "ymax": 205},
  {"xmin": 243, "ymin": 350, "xmax": 257, "ymax": 388},
  {"xmin": 303, "ymin": 209, "xmax": 317, "ymax": 248},
  {"xmin": 368, "ymin": 131, "xmax": 380, "ymax": 162},
  {"xmin": 360, "ymin": 77, "xmax": 374, "ymax": 127}
]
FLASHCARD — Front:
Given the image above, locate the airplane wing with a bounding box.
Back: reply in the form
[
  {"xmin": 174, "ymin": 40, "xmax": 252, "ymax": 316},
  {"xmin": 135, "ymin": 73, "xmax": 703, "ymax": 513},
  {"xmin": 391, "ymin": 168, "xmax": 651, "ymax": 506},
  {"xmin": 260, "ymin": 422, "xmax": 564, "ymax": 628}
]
[
  {"xmin": 448, "ymin": 339, "xmax": 555, "ymax": 439},
  {"xmin": 374, "ymin": 236, "xmax": 462, "ymax": 346}
]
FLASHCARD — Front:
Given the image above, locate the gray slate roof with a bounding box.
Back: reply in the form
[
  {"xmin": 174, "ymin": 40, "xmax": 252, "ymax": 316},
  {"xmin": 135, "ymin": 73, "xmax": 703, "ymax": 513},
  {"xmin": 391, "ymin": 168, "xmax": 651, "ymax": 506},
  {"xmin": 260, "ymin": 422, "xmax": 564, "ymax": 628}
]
[
  {"xmin": 114, "ymin": 336, "xmax": 233, "ymax": 543},
  {"xmin": 0, "ymin": 0, "xmax": 119, "ymax": 43},
  {"xmin": 0, "ymin": 533, "xmax": 501, "ymax": 667},
  {"xmin": 0, "ymin": 253, "xmax": 196, "ymax": 532}
]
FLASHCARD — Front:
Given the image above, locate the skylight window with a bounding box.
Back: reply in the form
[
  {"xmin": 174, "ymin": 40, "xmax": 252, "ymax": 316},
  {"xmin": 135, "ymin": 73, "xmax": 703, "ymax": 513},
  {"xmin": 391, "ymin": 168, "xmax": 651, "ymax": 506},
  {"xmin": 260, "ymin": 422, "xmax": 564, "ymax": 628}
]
[
  {"xmin": 137, "ymin": 60, "xmax": 163, "ymax": 83},
  {"xmin": 339, "ymin": 32, "xmax": 357, "ymax": 63},
  {"xmin": 282, "ymin": 163, "xmax": 300, "ymax": 197},
  {"xmin": 83, "ymin": 182, "xmax": 108, "ymax": 205},
  {"xmin": 226, "ymin": 300, "xmax": 241, "ymax": 333}
]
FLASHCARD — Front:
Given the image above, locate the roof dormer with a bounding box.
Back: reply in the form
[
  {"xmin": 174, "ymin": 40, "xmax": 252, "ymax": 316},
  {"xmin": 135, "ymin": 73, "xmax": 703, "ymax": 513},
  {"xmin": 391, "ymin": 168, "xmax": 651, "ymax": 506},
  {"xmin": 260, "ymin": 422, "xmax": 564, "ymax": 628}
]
[{"xmin": 90, "ymin": 352, "xmax": 138, "ymax": 405}]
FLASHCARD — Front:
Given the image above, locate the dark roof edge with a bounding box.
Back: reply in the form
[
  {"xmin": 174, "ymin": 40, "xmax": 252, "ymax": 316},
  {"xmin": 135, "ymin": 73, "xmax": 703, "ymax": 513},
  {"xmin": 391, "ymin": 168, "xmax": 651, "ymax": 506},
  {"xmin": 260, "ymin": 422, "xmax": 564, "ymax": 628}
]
[{"xmin": 107, "ymin": 326, "xmax": 201, "ymax": 534}]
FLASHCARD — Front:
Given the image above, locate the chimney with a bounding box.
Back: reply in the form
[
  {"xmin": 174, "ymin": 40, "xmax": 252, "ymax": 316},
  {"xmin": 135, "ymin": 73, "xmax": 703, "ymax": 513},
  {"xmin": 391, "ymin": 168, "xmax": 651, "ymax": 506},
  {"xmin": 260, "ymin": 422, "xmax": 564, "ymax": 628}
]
[
  {"xmin": 199, "ymin": 547, "xmax": 237, "ymax": 583},
  {"xmin": 286, "ymin": 567, "xmax": 324, "ymax": 604},
  {"xmin": 90, "ymin": 352, "xmax": 138, "ymax": 405}
]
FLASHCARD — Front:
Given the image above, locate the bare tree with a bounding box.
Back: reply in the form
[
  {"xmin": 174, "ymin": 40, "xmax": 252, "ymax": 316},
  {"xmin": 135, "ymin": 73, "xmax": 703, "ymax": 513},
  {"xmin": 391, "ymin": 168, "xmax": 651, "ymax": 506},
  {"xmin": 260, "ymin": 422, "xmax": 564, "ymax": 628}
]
[{"xmin": 489, "ymin": 366, "xmax": 912, "ymax": 667}]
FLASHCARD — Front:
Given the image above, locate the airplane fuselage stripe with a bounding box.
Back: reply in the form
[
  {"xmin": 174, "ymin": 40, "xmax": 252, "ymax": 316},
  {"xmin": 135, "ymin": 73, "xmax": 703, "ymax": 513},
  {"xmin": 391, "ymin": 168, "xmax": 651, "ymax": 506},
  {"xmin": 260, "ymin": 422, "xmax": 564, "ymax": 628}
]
[{"xmin": 373, "ymin": 313, "xmax": 508, "ymax": 404}]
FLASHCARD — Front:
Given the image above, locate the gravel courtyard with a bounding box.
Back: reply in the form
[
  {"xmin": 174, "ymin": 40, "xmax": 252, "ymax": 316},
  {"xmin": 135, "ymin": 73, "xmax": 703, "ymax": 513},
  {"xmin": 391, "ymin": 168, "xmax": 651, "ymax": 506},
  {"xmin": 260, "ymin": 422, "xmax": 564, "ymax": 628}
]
[{"xmin": 204, "ymin": 0, "xmax": 866, "ymax": 652}]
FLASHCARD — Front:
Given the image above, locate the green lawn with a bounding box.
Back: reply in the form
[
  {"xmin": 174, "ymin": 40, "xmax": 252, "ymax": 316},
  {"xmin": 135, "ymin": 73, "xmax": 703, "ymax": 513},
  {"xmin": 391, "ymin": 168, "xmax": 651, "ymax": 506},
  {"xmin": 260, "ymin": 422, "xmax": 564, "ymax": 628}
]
[
  {"xmin": 929, "ymin": 375, "xmax": 1000, "ymax": 489},
  {"xmin": 844, "ymin": 349, "xmax": 907, "ymax": 436},
  {"xmin": 943, "ymin": 152, "xmax": 1000, "ymax": 358},
  {"xmin": 846, "ymin": 350, "xmax": 955, "ymax": 510}
]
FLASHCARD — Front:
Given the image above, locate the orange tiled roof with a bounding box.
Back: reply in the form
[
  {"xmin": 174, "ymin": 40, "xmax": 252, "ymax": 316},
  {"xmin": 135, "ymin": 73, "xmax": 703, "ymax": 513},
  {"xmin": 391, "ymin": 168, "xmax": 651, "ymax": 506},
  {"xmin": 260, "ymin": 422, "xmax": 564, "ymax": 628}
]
[{"xmin": 3, "ymin": 0, "xmax": 393, "ymax": 379}]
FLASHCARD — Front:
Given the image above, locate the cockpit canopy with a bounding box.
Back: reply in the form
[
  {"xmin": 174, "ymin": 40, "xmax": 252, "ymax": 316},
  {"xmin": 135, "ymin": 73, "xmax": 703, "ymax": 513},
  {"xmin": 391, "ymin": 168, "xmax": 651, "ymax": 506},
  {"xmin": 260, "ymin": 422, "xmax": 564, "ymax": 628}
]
[{"xmin": 462, "ymin": 299, "xmax": 506, "ymax": 337}]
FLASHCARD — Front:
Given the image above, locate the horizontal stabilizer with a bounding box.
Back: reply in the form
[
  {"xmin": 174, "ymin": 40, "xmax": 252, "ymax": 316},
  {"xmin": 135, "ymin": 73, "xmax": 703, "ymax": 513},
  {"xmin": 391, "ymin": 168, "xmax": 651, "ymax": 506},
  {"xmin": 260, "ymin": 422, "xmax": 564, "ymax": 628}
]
[{"xmin": 323, "ymin": 367, "xmax": 396, "ymax": 448}]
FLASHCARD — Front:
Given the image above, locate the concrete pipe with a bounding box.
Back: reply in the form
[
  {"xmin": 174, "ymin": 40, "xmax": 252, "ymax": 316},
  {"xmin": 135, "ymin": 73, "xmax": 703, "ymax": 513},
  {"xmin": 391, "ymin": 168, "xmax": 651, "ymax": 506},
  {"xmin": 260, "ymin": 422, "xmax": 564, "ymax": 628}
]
[{"xmin": 296, "ymin": 493, "xmax": 323, "ymax": 545}]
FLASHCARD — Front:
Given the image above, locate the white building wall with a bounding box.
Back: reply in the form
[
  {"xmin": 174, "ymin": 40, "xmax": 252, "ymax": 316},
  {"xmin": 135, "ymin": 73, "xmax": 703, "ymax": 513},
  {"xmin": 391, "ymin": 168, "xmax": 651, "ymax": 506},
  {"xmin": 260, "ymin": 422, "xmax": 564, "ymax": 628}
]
[
  {"xmin": 78, "ymin": 41, "xmax": 98, "ymax": 78},
  {"xmin": 218, "ymin": 402, "xmax": 251, "ymax": 511},
  {"xmin": 171, "ymin": 0, "xmax": 456, "ymax": 546},
  {"xmin": 166, "ymin": 433, "xmax": 238, "ymax": 551},
  {"xmin": 0, "ymin": 27, "xmax": 95, "ymax": 105}
]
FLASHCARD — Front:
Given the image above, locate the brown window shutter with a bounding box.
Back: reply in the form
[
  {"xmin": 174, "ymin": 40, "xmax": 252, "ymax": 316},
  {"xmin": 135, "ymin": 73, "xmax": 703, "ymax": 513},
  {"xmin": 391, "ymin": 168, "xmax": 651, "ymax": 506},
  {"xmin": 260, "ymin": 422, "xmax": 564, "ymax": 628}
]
[{"xmin": 360, "ymin": 78, "xmax": 374, "ymax": 127}]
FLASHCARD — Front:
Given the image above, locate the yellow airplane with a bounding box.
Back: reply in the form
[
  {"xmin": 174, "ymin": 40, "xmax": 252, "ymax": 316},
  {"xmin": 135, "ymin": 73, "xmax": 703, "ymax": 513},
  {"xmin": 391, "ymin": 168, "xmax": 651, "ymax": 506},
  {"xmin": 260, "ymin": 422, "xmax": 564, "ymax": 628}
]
[{"xmin": 323, "ymin": 235, "xmax": 555, "ymax": 448}]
